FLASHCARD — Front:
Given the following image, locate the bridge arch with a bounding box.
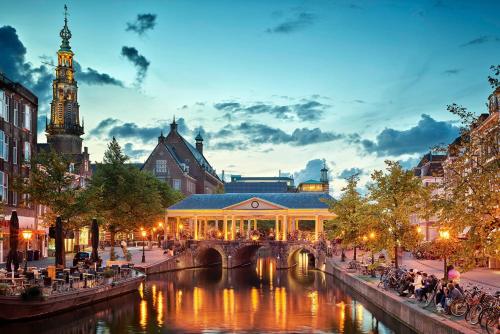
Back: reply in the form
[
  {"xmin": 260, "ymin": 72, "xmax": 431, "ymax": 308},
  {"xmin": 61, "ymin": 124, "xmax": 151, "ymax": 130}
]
[
  {"xmin": 194, "ymin": 245, "xmax": 225, "ymax": 267},
  {"xmin": 287, "ymin": 244, "xmax": 318, "ymax": 269},
  {"xmin": 230, "ymin": 243, "xmax": 263, "ymax": 268}
]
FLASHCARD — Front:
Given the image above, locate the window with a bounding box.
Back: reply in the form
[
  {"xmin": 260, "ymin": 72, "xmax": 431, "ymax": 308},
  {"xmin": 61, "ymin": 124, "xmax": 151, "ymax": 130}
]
[
  {"xmin": 0, "ymin": 130, "xmax": 5, "ymax": 160},
  {"xmin": 0, "ymin": 89, "xmax": 4, "ymax": 119},
  {"xmin": 0, "ymin": 172, "xmax": 7, "ymax": 203},
  {"xmin": 13, "ymin": 101, "xmax": 18, "ymax": 127},
  {"xmin": 155, "ymin": 159, "xmax": 167, "ymax": 173},
  {"xmin": 69, "ymin": 163, "xmax": 75, "ymax": 173},
  {"xmin": 173, "ymin": 179, "xmax": 181, "ymax": 190},
  {"xmin": 187, "ymin": 181, "xmax": 195, "ymax": 194},
  {"xmin": 12, "ymin": 191, "xmax": 17, "ymax": 206},
  {"xmin": 24, "ymin": 105, "xmax": 31, "ymax": 131},
  {"xmin": 24, "ymin": 142, "xmax": 30, "ymax": 162},
  {"xmin": 4, "ymin": 95, "xmax": 9, "ymax": 122},
  {"xmin": 3, "ymin": 134, "xmax": 8, "ymax": 162},
  {"xmin": 12, "ymin": 141, "xmax": 17, "ymax": 165}
]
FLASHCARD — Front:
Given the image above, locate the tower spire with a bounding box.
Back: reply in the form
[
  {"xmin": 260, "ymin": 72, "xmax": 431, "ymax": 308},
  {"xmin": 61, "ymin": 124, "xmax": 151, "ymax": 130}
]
[{"xmin": 59, "ymin": 4, "xmax": 72, "ymax": 51}]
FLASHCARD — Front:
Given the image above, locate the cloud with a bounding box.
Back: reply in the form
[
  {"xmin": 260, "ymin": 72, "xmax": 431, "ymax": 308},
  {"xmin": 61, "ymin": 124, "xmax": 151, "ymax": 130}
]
[
  {"xmin": 359, "ymin": 114, "xmax": 459, "ymax": 156},
  {"xmin": 0, "ymin": 25, "xmax": 123, "ymax": 135},
  {"xmin": 338, "ymin": 167, "xmax": 363, "ymax": 179},
  {"xmin": 123, "ymin": 143, "xmax": 149, "ymax": 160},
  {"xmin": 266, "ymin": 12, "xmax": 316, "ymax": 34},
  {"xmin": 121, "ymin": 46, "xmax": 150, "ymax": 86},
  {"xmin": 294, "ymin": 159, "xmax": 330, "ymax": 184},
  {"xmin": 442, "ymin": 69, "xmax": 461, "ymax": 75},
  {"xmin": 460, "ymin": 36, "xmax": 500, "ymax": 47},
  {"xmin": 234, "ymin": 122, "xmax": 343, "ymax": 146},
  {"xmin": 89, "ymin": 117, "xmax": 198, "ymax": 144},
  {"xmin": 126, "ymin": 14, "xmax": 157, "ymax": 35},
  {"xmin": 73, "ymin": 62, "xmax": 123, "ymax": 86},
  {"xmin": 0, "ymin": 25, "xmax": 53, "ymax": 117},
  {"xmin": 212, "ymin": 140, "xmax": 248, "ymax": 151},
  {"xmin": 398, "ymin": 156, "xmax": 421, "ymax": 170},
  {"xmin": 213, "ymin": 99, "xmax": 329, "ymax": 121}
]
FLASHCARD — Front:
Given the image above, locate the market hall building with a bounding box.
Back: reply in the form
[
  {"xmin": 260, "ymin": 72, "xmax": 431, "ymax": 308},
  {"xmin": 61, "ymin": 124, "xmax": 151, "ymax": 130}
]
[{"xmin": 165, "ymin": 192, "xmax": 335, "ymax": 241}]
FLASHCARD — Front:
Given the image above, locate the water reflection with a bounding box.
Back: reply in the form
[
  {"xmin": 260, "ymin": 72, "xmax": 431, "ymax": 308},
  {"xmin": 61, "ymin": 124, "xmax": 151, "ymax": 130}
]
[{"xmin": 0, "ymin": 257, "xmax": 415, "ymax": 334}]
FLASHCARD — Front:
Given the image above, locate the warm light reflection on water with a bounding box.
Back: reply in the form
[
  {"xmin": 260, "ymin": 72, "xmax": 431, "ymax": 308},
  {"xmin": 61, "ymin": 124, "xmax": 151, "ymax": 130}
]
[{"xmin": 0, "ymin": 256, "xmax": 416, "ymax": 334}]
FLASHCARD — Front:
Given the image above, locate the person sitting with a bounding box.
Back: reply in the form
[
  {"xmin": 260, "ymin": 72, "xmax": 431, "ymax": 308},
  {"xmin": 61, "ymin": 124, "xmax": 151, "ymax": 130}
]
[{"xmin": 415, "ymin": 273, "xmax": 429, "ymax": 301}]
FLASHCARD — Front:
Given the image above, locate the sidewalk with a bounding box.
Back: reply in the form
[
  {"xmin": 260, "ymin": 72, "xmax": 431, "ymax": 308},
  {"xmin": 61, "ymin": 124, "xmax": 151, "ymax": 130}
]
[
  {"xmin": 334, "ymin": 249, "xmax": 500, "ymax": 290},
  {"xmin": 329, "ymin": 250, "xmax": 480, "ymax": 333},
  {"xmin": 0, "ymin": 246, "xmax": 169, "ymax": 269}
]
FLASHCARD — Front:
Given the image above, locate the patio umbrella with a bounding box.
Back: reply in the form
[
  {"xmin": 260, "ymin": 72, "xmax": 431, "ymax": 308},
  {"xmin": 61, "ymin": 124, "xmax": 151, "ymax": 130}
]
[
  {"xmin": 55, "ymin": 216, "xmax": 65, "ymax": 267},
  {"xmin": 6, "ymin": 211, "xmax": 20, "ymax": 272},
  {"xmin": 91, "ymin": 218, "xmax": 99, "ymax": 262}
]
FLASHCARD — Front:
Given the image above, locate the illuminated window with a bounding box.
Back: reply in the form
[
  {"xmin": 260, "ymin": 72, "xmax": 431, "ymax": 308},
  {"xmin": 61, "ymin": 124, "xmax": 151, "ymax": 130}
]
[{"xmin": 156, "ymin": 159, "xmax": 167, "ymax": 173}]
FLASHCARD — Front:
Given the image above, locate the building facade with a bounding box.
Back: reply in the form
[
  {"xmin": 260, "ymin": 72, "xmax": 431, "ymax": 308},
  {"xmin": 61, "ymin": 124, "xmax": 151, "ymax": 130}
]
[
  {"xmin": 412, "ymin": 152, "xmax": 446, "ymax": 241},
  {"xmin": 225, "ymin": 175, "xmax": 295, "ymax": 193},
  {"xmin": 142, "ymin": 119, "xmax": 223, "ymax": 195},
  {"xmin": 297, "ymin": 161, "xmax": 329, "ymax": 193},
  {"xmin": 0, "ymin": 73, "xmax": 45, "ymax": 262}
]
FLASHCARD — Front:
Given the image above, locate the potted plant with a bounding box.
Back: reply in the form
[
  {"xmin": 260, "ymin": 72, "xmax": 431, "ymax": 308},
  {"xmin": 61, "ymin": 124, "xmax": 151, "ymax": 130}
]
[
  {"xmin": 0, "ymin": 283, "xmax": 10, "ymax": 296},
  {"xmin": 21, "ymin": 286, "xmax": 43, "ymax": 301},
  {"xmin": 102, "ymin": 269, "xmax": 114, "ymax": 284}
]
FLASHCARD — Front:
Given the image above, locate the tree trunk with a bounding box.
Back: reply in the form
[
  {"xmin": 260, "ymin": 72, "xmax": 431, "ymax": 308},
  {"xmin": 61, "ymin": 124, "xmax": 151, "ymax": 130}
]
[
  {"xmin": 109, "ymin": 230, "xmax": 116, "ymax": 261},
  {"xmin": 394, "ymin": 245, "xmax": 398, "ymax": 268},
  {"xmin": 55, "ymin": 216, "xmax": 65, "ymax": 268},
  {"xmin": 444, "ymin": 256, "xmax": 448, "ymax": 282},
  {"xmin": 91, "ymin": 218, "xmax": 99, "ymax": 262},
  {"xmin": 353, "ymin": 246, "xmax": 357, "ymax": 261}
]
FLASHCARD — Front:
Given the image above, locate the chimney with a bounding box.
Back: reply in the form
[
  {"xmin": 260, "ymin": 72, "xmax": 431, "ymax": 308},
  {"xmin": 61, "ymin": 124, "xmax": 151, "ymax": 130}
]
[{"xmin": 158, "ymin": 130, "xmax": 166, "ymax": 144}]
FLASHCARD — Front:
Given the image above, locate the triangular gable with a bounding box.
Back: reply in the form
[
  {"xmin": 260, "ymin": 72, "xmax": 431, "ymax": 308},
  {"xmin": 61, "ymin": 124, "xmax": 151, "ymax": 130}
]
[{"xmin": 223, "ymin": 197, "xmax": 287, "ymax": 210}]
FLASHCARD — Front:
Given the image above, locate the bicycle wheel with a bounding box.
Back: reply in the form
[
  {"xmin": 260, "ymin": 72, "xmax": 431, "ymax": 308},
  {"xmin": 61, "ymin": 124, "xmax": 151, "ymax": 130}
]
[
  {"xmin": 469, "ymin": 305, "xmax": 482, "ymax": 325},
  {"xmin": 450, "ymin": 299, "xmax": 468, "ymax": 317},
  {"xmin": 480, "ymin": 308, "xmax": 494, "ymax": 328},
  {"xmin": 485, "ymin": 312, "xmax": 499, "ymax": 334}
]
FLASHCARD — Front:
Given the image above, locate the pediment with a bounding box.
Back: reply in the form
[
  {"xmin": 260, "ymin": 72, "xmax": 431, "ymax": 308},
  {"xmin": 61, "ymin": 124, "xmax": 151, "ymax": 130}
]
[{"xmin": 223, "ymin": 197, "xmax": 287, "ymax": 210}]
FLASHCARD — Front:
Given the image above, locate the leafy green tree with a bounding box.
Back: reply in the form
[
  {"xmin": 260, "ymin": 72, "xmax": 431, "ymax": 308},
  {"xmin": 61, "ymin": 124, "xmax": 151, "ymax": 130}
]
[
  {"xmin": 368, "ymin": 161, "xmax": 428, "ymax": 268},
  {"xmin": 326, "ymin": 174, "xmax": 370, "ymax": 261},
  {"xmin": 433, "ymin": 99, "xmax": 499, "ymax": 270},
  {"xmin": 88, "ymin": 138, "xmax": 181, "ymax": 259}
]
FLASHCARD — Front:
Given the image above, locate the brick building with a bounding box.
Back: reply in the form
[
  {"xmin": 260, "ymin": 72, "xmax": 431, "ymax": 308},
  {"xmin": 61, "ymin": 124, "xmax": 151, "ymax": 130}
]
[
  {"xmin": 0, "ymin": 73, "xmax": 44, "ymax": 262},
  {"xmin": 141, "ymin": 119, "xmax": 223, "ymax": 195}
]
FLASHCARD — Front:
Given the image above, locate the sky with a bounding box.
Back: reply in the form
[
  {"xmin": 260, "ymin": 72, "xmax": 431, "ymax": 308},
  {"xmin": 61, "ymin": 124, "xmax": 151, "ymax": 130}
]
[{"xmin": 0, "ymin": 0, "xmax": 499, "ymax": 195}]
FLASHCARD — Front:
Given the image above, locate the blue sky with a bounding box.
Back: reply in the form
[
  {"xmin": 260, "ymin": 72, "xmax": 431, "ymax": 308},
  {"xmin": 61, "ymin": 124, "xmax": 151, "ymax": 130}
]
[{"xmin": 0, "ymin": 0, "xmax": 499, "ymax": 194}]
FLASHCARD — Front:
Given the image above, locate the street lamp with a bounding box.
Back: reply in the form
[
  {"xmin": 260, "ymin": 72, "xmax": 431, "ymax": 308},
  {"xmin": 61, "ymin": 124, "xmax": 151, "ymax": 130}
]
[
  {"xmin": 22, "ymin": 230, "xmax": 32, "ymax": 274},
  {"xmin": 141, "ymin": 230, "xmax": 147, "ymax": 263},
  {"xmin": 439, "ymin": 229, "xmax": 451, "ymax": 281}
]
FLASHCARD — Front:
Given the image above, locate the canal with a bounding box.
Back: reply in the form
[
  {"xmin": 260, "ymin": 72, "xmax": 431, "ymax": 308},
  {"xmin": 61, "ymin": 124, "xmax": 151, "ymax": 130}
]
[{"xmin": 0, "ymin": 256, "xmax": 415, "ymax": 333}]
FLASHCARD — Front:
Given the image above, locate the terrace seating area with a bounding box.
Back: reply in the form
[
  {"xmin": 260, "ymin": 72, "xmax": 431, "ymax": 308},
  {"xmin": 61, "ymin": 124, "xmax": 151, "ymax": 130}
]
[{"xmin": 0, "ymin": 262, "xmax": 138, "ymax": 297}]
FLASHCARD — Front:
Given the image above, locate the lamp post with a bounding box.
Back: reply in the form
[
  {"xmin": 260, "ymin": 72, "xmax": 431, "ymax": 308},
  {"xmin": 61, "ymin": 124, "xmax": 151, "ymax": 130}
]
[
  {"xmin": 141, "ymin": 230, "xmax": 147, "ymax": 263},
  {"xmin": 439, "ymin": 229, "xmax": 450, "ymax": 281},
  {"xmin": 22, "ymin": 229, "xmax": 32, "ymax": 274}
]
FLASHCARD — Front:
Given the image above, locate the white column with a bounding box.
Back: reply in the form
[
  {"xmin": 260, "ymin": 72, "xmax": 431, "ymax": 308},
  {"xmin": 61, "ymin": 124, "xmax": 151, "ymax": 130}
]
[
  {"xmin": 247, "ymin": 220, "xmax": 251, "ymax": 238},
  {"xmin": 215, "ymin": 219, "xmax": 219, "ymax": 231},
  {"xmin": 314, "ymin": 215, "xmax": 319, "ymax": 241},
  {"xmin": 253, "ymin": 219, "xmax": 257, "ymax": 230},
  {"xmin": 231, "ymin": 215, "xmax": 235, "ymax": 240},
  {"xmin": 282, "ymin": 215, "xmax": 288, "ymax": 241},
  {"xmin": 204, "ymin": 219, "xmax": 208, "ymax": 239},
  {"xmin": 194, "ymin": 216, "xmax": 198, "ymax": 240},
  {"xmin": 223, "ymin": 216, "xmax": 228, "ymax": 240},
  {"xmin": 290, "ymin": 218, "xmax": 295, "ymax": 232},
  {"xmin": 176, "ymin": 217, "xmax": 180, "ymax": 239},
  {"xmin": 275, "ymin": 215, "xmax": 280, "ymax": 240}
]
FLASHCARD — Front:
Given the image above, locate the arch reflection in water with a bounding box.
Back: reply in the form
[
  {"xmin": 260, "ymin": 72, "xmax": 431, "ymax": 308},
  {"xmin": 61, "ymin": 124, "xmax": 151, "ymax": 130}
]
[{"xmin": 0, "ymin": 257, "xmax": 416, "ymax": 334}]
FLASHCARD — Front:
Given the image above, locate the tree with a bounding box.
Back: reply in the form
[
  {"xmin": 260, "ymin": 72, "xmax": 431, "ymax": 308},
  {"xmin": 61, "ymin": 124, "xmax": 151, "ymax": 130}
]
[
  {"xmin": 368, "ymin": 161, "xmax": 428, "ymax": 268},
  {"xmin": 433, "ymin": 90, "xmax": 499, "ymax": 270},
  {"xmin": 88, "ymin": 138, "xmax": 180, "ymax": 259},
  {"xmin": 326, "ymin": 174, "xmax": 370, "ymax": 261}
]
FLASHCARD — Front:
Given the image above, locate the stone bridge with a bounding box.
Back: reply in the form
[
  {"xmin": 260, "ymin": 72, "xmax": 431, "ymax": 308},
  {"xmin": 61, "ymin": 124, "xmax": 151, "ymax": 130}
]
[{"xmin": 191, "ymin": 240, "xmax": 326, "ymax": 270}]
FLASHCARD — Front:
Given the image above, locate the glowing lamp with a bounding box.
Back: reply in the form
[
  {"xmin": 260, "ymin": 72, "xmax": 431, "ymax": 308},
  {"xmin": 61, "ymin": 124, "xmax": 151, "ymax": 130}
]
[
  {"xmin": 439, "ymin": 230, "xmax": 450, "ymax": 240},
  {"xmin": 141, "ymin": 230, "xmax": 147, "ymax": 238},
  {"xmin": 369, "ymin": 232, "xmax": 375, "ymax": 239},
  {"xmin": 417, "ymin": 226, "xmax": 422, "ymax": 233},
  {"xmin": 22, "ymin": 230, "xmax": 32, "ymax": 240}
]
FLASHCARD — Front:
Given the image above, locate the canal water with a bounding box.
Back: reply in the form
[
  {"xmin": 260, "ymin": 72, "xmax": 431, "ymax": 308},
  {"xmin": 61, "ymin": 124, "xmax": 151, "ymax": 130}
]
[{"xmin": 0, "ymin": 257, "xmax": 415, "ymax": 334}]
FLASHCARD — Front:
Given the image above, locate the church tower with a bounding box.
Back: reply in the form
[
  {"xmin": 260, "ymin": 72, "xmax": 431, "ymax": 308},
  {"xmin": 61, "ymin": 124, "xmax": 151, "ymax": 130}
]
[{"xmin": 46, "ymin": 5, "xmax": 84, "ymax": 157}]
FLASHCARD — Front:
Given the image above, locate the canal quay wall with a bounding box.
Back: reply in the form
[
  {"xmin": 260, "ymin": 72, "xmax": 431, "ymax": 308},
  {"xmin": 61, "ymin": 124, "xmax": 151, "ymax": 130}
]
[{"xmin": 322, "ymin": 258, "xmax": 477, "ymax": 334}]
